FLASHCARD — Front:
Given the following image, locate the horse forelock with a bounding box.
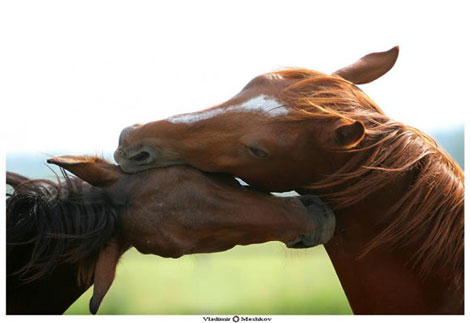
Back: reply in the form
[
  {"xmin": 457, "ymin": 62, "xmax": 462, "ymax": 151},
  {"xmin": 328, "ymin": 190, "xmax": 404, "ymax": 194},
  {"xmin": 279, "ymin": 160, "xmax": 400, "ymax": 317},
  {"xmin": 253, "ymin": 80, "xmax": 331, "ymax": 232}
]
[
  {"xmin": 275, "ymin": 68, "xmax": 464, "ymax": 290},
  {"xmin": 6, "ymin": 171, "xmax": 119, "ymax": 286}
]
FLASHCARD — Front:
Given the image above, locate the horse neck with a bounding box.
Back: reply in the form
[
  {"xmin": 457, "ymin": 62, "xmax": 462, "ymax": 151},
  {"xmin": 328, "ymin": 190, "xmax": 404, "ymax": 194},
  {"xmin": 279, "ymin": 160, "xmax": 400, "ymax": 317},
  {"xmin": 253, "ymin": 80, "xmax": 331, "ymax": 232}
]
[
  {"xmin": 318, "ymin": 171, "xmax": 463, "ymax": 314},
  {"xmin": 7, "ymin": 261, "xmax": 89, "ymax": 314}
]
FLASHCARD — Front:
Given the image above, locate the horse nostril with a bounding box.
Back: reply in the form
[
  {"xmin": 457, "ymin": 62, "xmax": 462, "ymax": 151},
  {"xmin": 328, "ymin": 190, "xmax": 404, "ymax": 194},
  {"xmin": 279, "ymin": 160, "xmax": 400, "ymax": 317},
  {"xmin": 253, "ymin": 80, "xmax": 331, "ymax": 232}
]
[{"xmin": 128, "ymin": 150, "xmax": 152, "ymax": 163}]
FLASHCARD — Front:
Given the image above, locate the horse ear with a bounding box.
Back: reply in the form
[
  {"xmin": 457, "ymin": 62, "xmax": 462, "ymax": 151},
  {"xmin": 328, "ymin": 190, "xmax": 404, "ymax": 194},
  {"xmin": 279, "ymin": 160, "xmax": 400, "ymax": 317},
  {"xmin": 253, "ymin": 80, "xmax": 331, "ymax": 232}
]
[
  {"xmin": 47, "ymin": 155, "xmax": 122, "ymax": 187},
  {"xmin": 333, "ymin": 46, "xmax": 399, "ymax": 84},
  {"xmin": 6, "ymin": 172, "xmax": 30, "ymax": 188},
  {"xmin": 335, "ymin": 120, "xmax": 365, "ymax": 148},
  {"xmin": 89, "ymin": 239, "xmax": 125, "ymax": 315}
]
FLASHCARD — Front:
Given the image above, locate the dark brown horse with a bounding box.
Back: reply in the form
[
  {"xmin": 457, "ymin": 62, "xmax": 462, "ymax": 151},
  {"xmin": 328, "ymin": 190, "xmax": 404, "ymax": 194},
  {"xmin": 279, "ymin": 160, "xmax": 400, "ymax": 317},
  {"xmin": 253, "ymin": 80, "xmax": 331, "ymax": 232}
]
[
  {"xmin": 7, "ymin": 155, "xmax": 333, "ymax": 314},
  {"xmin": 114, "ymin": 47, "xmax": 464, "ymax": 314}
]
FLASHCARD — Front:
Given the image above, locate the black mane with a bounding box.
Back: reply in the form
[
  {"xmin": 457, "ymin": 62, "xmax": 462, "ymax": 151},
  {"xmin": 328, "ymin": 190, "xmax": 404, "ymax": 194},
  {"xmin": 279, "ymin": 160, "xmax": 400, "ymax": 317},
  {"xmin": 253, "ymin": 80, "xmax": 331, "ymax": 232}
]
[{"xmin": 7, "ymin": 171, "xmax": 119, "ymax": 285}]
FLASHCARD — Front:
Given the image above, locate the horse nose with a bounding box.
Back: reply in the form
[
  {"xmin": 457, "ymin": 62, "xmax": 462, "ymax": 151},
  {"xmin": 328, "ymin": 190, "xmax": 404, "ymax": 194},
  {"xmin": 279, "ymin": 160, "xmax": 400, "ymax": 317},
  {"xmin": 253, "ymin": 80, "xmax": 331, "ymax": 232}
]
[
  {"xmin": 115, "ymin": 123, "xmax": 145, "ymax": 166},
  {"xmin": 114, "ymin": 147, "xmax": 158, "ymax": 173},
  {"xmin": 118, "ymin": 123, "xmax": 142, "ymax": 146},
  {"xmin": 287, "ymin": 195, "xmax": 335, "ymax": 248}
]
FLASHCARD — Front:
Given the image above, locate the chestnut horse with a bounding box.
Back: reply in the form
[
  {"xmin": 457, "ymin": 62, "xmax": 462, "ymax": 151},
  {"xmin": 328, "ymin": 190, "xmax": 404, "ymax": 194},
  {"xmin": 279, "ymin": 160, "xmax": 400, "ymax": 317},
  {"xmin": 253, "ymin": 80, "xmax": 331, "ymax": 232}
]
[
  {"xmin": 114, "ymin": 47, "xmax": 464, "ymax": 314},
  {"xmin": 7, "ymin": 156, "xmax": 334, "ymax": 314}
]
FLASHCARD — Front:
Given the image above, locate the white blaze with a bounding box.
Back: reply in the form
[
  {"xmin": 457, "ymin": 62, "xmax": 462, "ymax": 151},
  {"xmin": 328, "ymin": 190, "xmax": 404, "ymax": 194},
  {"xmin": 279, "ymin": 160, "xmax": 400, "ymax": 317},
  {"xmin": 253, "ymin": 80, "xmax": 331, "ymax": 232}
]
[{"xmin": 167, "ymin": 95, "xmax": 288, "ymax": 124}]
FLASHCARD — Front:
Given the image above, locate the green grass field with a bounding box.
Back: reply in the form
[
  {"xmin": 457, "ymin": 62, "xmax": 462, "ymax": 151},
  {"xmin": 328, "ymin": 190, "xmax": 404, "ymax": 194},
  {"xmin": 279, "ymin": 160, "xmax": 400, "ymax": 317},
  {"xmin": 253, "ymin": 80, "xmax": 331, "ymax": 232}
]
[{"xmin": 65, "ymin": 243, "xmax": 352, "ymax": 315}]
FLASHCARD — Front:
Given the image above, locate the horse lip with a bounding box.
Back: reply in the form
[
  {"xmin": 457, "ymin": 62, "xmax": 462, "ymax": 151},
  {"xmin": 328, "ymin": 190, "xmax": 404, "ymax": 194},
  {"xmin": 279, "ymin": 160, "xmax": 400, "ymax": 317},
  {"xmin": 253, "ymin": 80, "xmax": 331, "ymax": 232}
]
[
  {"xmin": 286, "ymin": 238, "xmax": 315, "ymax": 249},
  {"xmin": 118, "ymin": 162, "xmax": 155, "ymax": 174},
  {"xmin": 286, "ymin": 195, "xmax": 336, "ymax": 249},
  {"xmin": 117, "ymin": 157, "xmax": 188, "ymax": 174},
  {"xmin": 286, "ymin": 236, "xmax": 304, "ymax": 248},
  {"xmin": 113, "ymin": 148, "xmax": 124, "ymax": 165}
]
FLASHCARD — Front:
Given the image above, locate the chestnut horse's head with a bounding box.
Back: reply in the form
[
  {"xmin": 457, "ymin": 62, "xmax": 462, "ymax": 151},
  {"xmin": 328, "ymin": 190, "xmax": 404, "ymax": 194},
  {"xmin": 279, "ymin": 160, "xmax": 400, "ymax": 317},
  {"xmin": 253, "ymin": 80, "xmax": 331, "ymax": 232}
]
[
  {"xmin": 114, "ymin": 47, "xmax": 398, "ymax": 191},
  {"xmin": 46, "ymin": 155, "xmax": 334, "ymax": 313}
]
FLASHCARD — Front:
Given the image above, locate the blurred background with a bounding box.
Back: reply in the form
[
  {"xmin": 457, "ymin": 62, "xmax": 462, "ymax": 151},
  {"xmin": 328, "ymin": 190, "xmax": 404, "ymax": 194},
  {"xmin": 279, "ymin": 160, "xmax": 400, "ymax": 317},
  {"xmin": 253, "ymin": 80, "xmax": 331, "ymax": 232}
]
[{"xmin": 2, "ymin": 0, "xmax": 466, "ymax": 315}]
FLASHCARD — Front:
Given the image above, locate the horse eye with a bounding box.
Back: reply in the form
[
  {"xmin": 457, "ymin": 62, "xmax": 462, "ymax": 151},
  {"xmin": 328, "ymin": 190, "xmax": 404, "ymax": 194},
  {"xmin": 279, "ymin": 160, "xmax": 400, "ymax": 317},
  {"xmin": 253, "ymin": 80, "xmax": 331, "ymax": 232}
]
[{"xmin": 246, "ymin": 146, "xmax": 269, "ymax": 159}]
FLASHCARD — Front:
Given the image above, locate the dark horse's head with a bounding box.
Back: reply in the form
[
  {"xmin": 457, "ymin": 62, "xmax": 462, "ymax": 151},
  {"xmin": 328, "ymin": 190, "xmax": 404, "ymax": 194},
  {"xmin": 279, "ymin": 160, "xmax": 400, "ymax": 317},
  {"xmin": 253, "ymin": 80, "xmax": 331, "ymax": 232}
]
[
  {"xmin": 7, "ymin": 155, "xmax": 334, "ymax": 314},
  {"xmin": 7, "ymin": 166, "xmax": 119, "ymax": 314}
]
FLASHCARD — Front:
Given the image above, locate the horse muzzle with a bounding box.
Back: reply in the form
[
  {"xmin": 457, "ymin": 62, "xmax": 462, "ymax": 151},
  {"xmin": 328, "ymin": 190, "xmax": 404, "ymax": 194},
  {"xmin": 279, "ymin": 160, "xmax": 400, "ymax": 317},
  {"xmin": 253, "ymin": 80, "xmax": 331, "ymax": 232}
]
[
  {"xmin": 287, "ymin": 195, "xmax": 336, "ymax": 248},
  {"xmin": 114, "ymin": 146, "xmax": 159, "ymax": 173}
]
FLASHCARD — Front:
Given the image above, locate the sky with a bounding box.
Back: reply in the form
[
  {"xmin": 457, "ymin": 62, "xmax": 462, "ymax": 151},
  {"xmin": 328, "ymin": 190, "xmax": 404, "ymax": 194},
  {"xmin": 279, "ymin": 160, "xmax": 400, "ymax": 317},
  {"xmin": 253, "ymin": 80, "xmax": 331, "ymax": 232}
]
[{"xmin": 1, "ymin": 0, "xmax": 468, "ymax": 156}]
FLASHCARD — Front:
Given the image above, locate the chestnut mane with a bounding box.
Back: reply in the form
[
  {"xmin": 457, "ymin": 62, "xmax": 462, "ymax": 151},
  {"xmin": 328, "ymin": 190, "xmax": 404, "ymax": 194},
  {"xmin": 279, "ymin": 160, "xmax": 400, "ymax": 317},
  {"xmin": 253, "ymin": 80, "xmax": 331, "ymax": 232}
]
[
  {"xmin": 7, "ymin": 170, "xmax": 119, "ymax": 285},
  {"xmin": 275, "ymin": 69, "xmax": 464, "ymax": 289}
]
